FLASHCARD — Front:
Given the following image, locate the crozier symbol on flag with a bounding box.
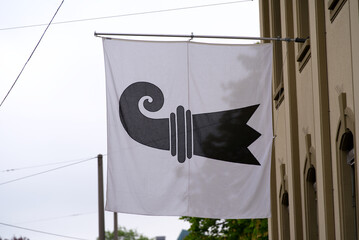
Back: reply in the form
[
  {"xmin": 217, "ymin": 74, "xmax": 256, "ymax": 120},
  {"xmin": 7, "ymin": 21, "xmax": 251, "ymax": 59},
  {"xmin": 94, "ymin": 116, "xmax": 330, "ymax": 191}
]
[
  {"xmin": 119, "ymin": 81, "xmax": 261, "ymax": 165},
  {"xmin": 103, "ymin": 38, "xmax": 273, "ymax": 219}
]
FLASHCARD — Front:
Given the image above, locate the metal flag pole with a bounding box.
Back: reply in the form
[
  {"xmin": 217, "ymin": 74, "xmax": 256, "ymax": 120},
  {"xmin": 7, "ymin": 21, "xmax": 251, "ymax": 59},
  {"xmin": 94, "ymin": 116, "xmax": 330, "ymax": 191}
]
[
  {"xmin": 114, "ymin": 212, "xmax": 118, "ymax": 240},
  {"xmin": 97, "ymin": 154, "xmax": 105, "ymax": 240},
  {"xmin": 94, "ymin": 32, "xmax": 307, "ymax": 43}
]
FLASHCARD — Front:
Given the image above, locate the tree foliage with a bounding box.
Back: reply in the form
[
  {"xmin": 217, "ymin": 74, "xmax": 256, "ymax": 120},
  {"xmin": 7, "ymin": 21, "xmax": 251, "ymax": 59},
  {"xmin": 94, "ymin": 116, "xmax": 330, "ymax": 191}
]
[
  {"xmin": 180, "ymin": 217, "xmax": 268, "ymax": 240},
  {"xmin": 103, "ymin": 226, "xmax": 152, "ymax": 240}
]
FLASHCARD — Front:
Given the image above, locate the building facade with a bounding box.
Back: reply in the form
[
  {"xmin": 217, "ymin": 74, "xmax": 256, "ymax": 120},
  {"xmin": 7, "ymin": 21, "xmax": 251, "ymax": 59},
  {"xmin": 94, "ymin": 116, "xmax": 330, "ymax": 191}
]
[{"xmin": 259, "ymin": 0, "xmax": 359, "ymax": 239}]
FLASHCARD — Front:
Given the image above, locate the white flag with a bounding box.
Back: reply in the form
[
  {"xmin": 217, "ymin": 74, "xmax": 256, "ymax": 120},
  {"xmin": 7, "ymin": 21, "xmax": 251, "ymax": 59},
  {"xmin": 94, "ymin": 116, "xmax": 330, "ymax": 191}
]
[{"xmin": 103, "ymin": 38, "xmax": 273, "ymax": 219}]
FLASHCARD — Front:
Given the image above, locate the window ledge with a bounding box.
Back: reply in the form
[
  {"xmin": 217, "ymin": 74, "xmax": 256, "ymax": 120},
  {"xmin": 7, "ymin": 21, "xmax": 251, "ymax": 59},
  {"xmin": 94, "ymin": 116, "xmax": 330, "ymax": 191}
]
[
  {"xmin": 297, "ymin": 39, "xmax": 311, "ymax": 72},
  {"xmin": 328, "ymin": 0, "xmax": 347, "ymax": 22}
]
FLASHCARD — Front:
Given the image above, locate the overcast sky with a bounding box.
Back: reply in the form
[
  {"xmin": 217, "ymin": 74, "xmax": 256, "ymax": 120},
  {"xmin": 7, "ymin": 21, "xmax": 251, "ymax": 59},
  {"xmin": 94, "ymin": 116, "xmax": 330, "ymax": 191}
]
[{"xmin": 0, "ymin": 0, "xmax": 259, "ymax": 239}]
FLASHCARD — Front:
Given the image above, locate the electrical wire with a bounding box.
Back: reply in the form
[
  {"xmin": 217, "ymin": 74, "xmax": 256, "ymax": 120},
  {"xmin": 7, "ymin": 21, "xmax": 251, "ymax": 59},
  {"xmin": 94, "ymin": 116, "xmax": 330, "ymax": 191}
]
[
  {"xmin": 0, "ymin": 222, "xmax": 90, "ymax": 240},
  {"xmin": 0, "ymin": 0, "xmax": 252, "ymax": 31},
  {"xmin": 0, "ymin": 0, "xmax": 64, "ymax": 109},
  {"xmin": 17, "ymin": 212, "xmax": 96, "ymax": 224},
  {"xmin": 0, "ymin": 157, "xmax": 96, "ymax": 186},
  {"xmin": 0, "ymin": 156, "xmax": 99, "ymax": 173}
]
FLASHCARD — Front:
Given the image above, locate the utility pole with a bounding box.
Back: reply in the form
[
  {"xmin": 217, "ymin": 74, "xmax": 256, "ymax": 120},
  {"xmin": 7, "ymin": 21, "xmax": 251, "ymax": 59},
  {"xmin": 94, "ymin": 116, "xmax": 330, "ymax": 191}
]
[{"xmin": 98, "ymin": 154, "xmax": 105, "ymax": 240}]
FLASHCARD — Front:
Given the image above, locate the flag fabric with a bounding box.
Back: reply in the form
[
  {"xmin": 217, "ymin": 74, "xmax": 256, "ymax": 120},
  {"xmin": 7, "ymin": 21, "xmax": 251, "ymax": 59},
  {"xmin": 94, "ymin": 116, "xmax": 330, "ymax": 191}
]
[{"xmin": 103, "ymin": 38, "xmax": 273, "ymax": 219}]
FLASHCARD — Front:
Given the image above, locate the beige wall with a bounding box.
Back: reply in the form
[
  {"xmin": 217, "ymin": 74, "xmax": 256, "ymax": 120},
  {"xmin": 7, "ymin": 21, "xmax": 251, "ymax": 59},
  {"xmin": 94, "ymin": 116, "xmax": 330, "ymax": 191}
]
[{"xmin": 260, "ymin": 0, "xmax": 359, "ymax": 239}]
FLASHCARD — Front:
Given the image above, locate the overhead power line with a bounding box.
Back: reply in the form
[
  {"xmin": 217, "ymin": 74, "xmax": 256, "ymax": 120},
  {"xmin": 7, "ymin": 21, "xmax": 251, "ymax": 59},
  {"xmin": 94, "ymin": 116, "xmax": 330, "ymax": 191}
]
[
  {"xmin": 0, "ymin": 222, "xmax": 90, "ymax": 240},
  {"xmin": 17, "ymin": 212, "xmax": 96, "ymax": 224},
  {"xmin": 0, "ymin": 156, "xmax": 100, "ymax": 173},
  {"xmin": 0, "ymin": 0, "xmax": 252, "ymax": 31},
  {"xmin": 0, "ymin": 157, "xmax": 96, "ymax": 186},
  {"xmin": 0, "ymin": 0, "xmax": 64, "ymax": 109}
]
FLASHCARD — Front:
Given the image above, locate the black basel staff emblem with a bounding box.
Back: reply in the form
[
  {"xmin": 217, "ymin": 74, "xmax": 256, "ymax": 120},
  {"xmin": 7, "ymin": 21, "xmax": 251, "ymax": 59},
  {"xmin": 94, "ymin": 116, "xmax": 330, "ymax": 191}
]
[{"xmin": 119, "ymin": 82, "xmax": 262, "ymax": 166}]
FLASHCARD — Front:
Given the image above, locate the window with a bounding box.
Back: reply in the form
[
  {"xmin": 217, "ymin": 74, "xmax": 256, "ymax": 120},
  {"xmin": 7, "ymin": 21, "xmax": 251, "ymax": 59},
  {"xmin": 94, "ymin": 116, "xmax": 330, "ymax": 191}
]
[
  {"xmin": 297, "ymin": 0, "xmax": 310, "ymax": 41},
  {"xmin": 296, "ymin": 0, "xmax": 311, "ymax": 71},
  {"xmin": 336, "ymin": 92, "xmax": 357, "ymax": 239},
  {"xmin": 302, "ymin": 134, "xmax": 318, "ymax": 239},
  {"xmin": 279, "ymin": 164, "xmax": 290, "ymax": 239},
  {"xmin": 305, "ymin": 166, "xmax": 319, "ymax": 239},
  {"xmin": 338, "ymin": 131, "xmax": 357, "ymax": 239},
  {"xmin": 281, "ymin": 191, "xmax": 290, "ymax": 239},
  {"xmin": 270, "ymin": 0, "xmax": 284, "ymax": 108}
]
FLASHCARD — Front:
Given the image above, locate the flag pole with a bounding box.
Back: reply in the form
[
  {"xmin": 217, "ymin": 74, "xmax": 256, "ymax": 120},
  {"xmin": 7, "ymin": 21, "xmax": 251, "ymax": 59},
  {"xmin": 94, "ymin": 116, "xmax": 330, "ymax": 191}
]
[
  {"xmin": 98, "ymin": 154, "xmax": 105, "ymax": 240},
  {"xmin": 114, "ymin": 212, "xmax": 118, "ymax": 240},
  {"xmin": 94, "ymin": 32, "xmax": 307, "ymax": 43}
]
